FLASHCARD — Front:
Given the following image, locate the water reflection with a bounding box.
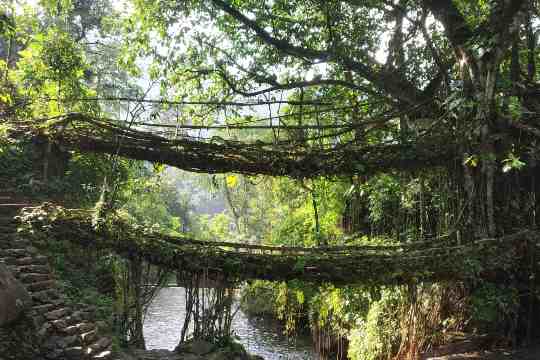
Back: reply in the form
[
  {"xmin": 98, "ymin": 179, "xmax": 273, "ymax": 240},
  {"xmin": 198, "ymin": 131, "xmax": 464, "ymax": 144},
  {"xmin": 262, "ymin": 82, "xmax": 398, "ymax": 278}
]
[{"xmin": 144, "ymin": 287, "xmax": 315, "ymax": 360}]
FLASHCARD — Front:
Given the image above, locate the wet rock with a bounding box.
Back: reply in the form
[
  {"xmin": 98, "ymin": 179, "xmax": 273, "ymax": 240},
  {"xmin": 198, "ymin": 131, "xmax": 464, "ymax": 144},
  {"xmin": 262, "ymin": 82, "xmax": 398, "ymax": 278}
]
[
  {"xmin": 181, "ymin": 339, "xmax": 215, "ymax": 355},
  {"xmin": 182, "ymin": 354, "xmax": 204, "ymax": 360},
  {"xmin": 123, "ymin": 342, "xmax": 264, "ymax": 360},
  {"xmin": 0, "ymin": 263, "xmax": 32, "ymax": 326},
  {"xmin": 125, "ymin": 349, "xmax": 185, "ymax": 360},
  {"xmin": 206, "ymin": 351, "xmax": 227, "ymax": 360}
]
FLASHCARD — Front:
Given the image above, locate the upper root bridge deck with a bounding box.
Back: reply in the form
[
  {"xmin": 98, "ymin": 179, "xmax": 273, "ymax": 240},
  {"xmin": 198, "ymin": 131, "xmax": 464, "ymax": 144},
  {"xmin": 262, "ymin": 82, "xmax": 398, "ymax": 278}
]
[
  {"xmin": 13, "ymin": 113, "xmax": 455, "ymax": 178},
  {"xmin": 18, "ymin": 204, "xmax": 540, "ymax": 286}
]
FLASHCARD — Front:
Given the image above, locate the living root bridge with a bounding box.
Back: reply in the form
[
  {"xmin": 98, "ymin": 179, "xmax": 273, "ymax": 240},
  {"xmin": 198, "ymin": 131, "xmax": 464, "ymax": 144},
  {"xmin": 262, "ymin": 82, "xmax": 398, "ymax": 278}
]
[
  {"xmin": 14, "ymin": 113, "xmax": 456, "ymax": 178},
  {"xmin": 18, "ymin": 204, "xmax": 540, "ymax": 286}
]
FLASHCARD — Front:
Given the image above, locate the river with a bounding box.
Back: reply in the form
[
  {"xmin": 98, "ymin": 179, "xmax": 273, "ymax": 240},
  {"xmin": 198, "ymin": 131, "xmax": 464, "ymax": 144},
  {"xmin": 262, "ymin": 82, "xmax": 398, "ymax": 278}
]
[{"xmin": 143, "ymin": 287, "xmax": 316, "ymax": 360}]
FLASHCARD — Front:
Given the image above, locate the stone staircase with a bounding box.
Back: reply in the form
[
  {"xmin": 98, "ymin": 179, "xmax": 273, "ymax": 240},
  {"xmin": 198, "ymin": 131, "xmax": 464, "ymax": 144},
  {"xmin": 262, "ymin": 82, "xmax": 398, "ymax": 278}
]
[{"xmin": 0, "ymin": 186, "xmax": 114, "ymax": 360}]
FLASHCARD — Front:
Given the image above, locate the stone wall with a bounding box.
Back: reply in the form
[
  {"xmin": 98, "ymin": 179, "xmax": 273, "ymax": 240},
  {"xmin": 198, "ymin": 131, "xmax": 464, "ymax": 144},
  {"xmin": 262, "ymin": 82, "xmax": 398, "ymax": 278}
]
[{"xmin": 0, "ymin": 213, "xmax": 113, "ymax": 359}]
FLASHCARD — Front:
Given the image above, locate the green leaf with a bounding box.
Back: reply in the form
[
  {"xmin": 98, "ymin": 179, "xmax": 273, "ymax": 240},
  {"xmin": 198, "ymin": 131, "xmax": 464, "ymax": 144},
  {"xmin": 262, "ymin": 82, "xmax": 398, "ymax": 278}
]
[
  {"xmin": 226, "ymin": 175, "xmax": 238, "ymax": 188},
  {"xmin": 464, "ymin": 155, "xmax": 478, "ymax": 168}
]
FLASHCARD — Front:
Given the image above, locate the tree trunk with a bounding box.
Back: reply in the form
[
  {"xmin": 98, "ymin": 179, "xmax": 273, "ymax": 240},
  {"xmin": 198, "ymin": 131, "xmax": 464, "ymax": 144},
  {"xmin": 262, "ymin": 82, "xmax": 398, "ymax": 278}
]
[{"xmin": 129, "ymin": 257, "xmax": 146, "ymax": 349}]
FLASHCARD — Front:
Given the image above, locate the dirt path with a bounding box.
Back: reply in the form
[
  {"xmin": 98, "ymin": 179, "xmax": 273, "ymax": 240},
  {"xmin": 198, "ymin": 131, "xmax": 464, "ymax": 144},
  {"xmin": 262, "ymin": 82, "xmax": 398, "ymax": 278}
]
[{"xmin": 426, "ymin": 346, "xmax": 540, "ymax": 360}]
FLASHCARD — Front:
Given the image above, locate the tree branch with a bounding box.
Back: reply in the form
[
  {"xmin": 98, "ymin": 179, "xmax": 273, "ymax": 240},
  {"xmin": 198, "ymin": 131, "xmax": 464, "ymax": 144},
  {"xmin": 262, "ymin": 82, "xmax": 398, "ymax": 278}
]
[
  {"xmin": 210, "ymin": 0, "xmax": 429, "ymax": 107},
  {"xmin": 218, "ymin": 70, "xmax": 375, "ymax": 97},
  {"xmin": 421, "ymin": 0, "xmax": 473, "ymax": 50}
]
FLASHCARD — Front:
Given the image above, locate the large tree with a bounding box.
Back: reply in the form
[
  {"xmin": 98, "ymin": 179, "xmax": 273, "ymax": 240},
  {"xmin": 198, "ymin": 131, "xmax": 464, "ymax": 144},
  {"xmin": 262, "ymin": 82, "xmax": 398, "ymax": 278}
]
[
  {"xmin": 8, "ymin": 0, "xmax": 540, "ymax": 238},
  {"xmin": 3, "ymin": 0, "xmax": 540, "ymax": 353},
  {"xmin": 116, "ymin": 0, "xmax": 539, "ymax": 239}
]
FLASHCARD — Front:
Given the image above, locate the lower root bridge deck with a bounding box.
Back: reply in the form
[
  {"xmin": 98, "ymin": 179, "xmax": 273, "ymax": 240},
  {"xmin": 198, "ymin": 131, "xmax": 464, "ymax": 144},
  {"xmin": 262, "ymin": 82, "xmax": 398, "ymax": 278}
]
[{"xmin": 18, "ymin": 204, "xmax": 540, "ymax": 286}]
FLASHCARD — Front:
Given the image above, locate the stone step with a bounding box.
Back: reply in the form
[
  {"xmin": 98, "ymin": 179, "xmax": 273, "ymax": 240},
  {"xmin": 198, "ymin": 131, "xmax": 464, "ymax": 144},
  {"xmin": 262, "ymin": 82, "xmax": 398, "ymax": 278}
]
[
  {"xmin": 32, "ymin": 290, "xmax": 51, "ymax": 303},
  {"xmin": 79, "ymin": 322, "xmax": 96, "ymax": 333},
  {"xmin": 32, "ymin": 313, "xmax": 48, "ymax": 330},
  {"xmin": 54, "ymin": 312, "xmax": 84, "ymax": 328},
  {"xmin": 0, "ymin": 257, "xmax": 16, "ymax": 265},
  {"xmin": 51, "ymin": 318, "xmax": 70, "ymax": 332},
  {"xmin": 32, "ymin": 303, "xmax": 59, "ymax": 315},
  {"xmin": 27, "ymin": 279, "xmax": 56, "ymax": 292},
  {"xmin": 0, "ymin": 218, "xmax": 16, "ymax": 225},
  {"xmin": 24, "ymin": 246, "xmax": 39, "ymax": 255},
  {"xmin": 6, "ymin": 265, "xmax": 20, "ymax": 277},
  {"xmin": 16, "ymin": 256, "xmax": 37, "ymax": 266},
  {"xmin": 63, "ymin": 322, "xmax": 95, "ymax": 336},
  {"xmin": 0, "ymin": 248, "xmax": 28, "ymax": 257},
  {"xmin": 19, "ymin": 264, "xmax": 50, "ymax": 273},
  {"xmin": 10, "ymin": 240, "xmax": 31, "ymax": 248},
  {"xmin": 80, "ymin": 310, "xmax": 96, "ymax": 322},
  {"xmin": 0, "ymin": 235, "xmax": 17, "ymax": 244},
  {"xmin": 37, "ymin": 322, "xmax": 54, "ymax": 337},
  {"xmin": 0, "ymin": 241, "xmax": 20, "ymax": 250},
  {"xmin": 0, "ymin": 225, "xmax": 19, "ymax": 233},
  {"xmin": 45, "ymin": 348, "xmax": 65, "ymax": 360},
  {"xmin": 81, "ymin": 329, "xmax": 98, "ymax": 345},
  {"xmin": 64, "ymin": 346, "xmax": 85, "ymax": 360},
  {"xmin": 43, "ymin": 334, "xmax": 80, "ymax": 353},
  {"xmin": 0, "ymin": 225, "xmax": 17, "ymax": 232},
  {"xmin": 51, "ymin": 298, "xmax": 66, "ymax": 307},
  {"xmin": 0, "ymin": 215, "xmax": 17, "ymax": 222},
  {"xmin": 0, "ymin": 230, "xmax": 21, "ymax": 237},
  {"xmin": 66, "ymin": 309, "xmax": 95, "ymax": 322},
  {"xmin": 0, "ymin": 187, "xmax": 16, "ymax": 194},
  {"xmin": 31, "ymin": 288, "xmax": 60, "ymax": 303},
  {"xmin": 63, "ymin": 334, "xmax": 81, "ymax": 348},
  {"xmin": 86, "ymin": 338, "xmax": 112, "ymax": 356},
  {"xmin": 71, "ymin": 310, "xmax": 85, "ymax": 322},
  {"xmin": 34, "ymin": 255, "xmax": 49, "ymax": 264},
  {"xmin": 0, "ymin": 219, "xmax": 17, "ymax": 228},
  {"xmin": 0, "ymin": 209, "xmax": 20, "ymax": 217},
  {"xmin": 92, "ymin": 350, "xmax": 113, "ymax": 359},
  {"xmin": 20, "ymin": 272, "xmax": 51, "ymax": 283},
  {"xmin": 44, "ymin": 308, "xmax": 70, "ymax": 321},
  {"xmin": 0, "ymin": 233, "xmax": 18, "ymax": 241},
  {"xmin": 0, "ymin": 204, "xmax": 30, "ymax": 217},
  {"xmin": 0, "ymin": 203, "xmax": 31, "ymax": 208}
]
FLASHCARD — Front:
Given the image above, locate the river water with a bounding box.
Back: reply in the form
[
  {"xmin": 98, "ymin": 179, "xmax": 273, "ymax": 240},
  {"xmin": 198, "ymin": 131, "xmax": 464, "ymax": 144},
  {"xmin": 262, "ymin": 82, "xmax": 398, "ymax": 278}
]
[{"xmin": 143, "ymin": 287, "xmax": 316, "ymax": 360}]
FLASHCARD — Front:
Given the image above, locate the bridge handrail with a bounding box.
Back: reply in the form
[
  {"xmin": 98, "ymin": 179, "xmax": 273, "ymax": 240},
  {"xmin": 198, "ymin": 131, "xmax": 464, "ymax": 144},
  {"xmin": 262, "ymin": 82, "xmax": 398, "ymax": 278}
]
[
  {"xmin": 147, "ymin": 227, "xmax": 534, "ymax": 255},
  {"xmin": 19, "ymin": 205, "xmax": 536, "ymax": 257}
]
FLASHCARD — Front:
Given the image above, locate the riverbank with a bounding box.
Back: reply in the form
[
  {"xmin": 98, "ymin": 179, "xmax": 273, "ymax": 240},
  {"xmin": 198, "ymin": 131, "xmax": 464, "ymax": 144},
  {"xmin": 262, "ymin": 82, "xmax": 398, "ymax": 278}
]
[
  {"xmin": 118, "ymin": 339, "xmax": 264, "ymax": 360},
  {"xmin": 119, "ymin": 338, "xmax": 540, "ymax": 360},
  {"xmin": 425, "ymin": 345, "xmax": 540, "ymax": 360},
  {"xmin": 422, "ymin": 334, "xmax": 540, "ymax": 360},
  {"xmin": 120, "ymin": 350, "xmax": 261, "ymax": 360}
]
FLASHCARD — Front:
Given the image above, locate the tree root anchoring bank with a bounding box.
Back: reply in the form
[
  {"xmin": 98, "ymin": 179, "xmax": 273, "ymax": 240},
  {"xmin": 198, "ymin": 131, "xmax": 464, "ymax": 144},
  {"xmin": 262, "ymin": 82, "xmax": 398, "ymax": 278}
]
[{"xmin": 176, "ymin": 270, "xmax": 237, "ymax": 346}]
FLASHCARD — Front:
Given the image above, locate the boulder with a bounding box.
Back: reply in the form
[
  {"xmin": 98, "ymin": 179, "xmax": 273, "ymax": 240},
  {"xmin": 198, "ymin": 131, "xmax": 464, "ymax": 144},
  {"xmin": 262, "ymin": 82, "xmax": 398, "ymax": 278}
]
[
  {"xmin": 124, "ymin": 349, "xmax": 185, "ymax": 360},
  {"xmin": 179, "ymin": 339, "xmax": 215, "ymax": 355},
  {"xmin": 0, "ymin": 263, "xmax": 32, "ymax": 326},
  {"xmin": 190, "ymin": 339, "xmax": 215, "ymax": 355}
]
